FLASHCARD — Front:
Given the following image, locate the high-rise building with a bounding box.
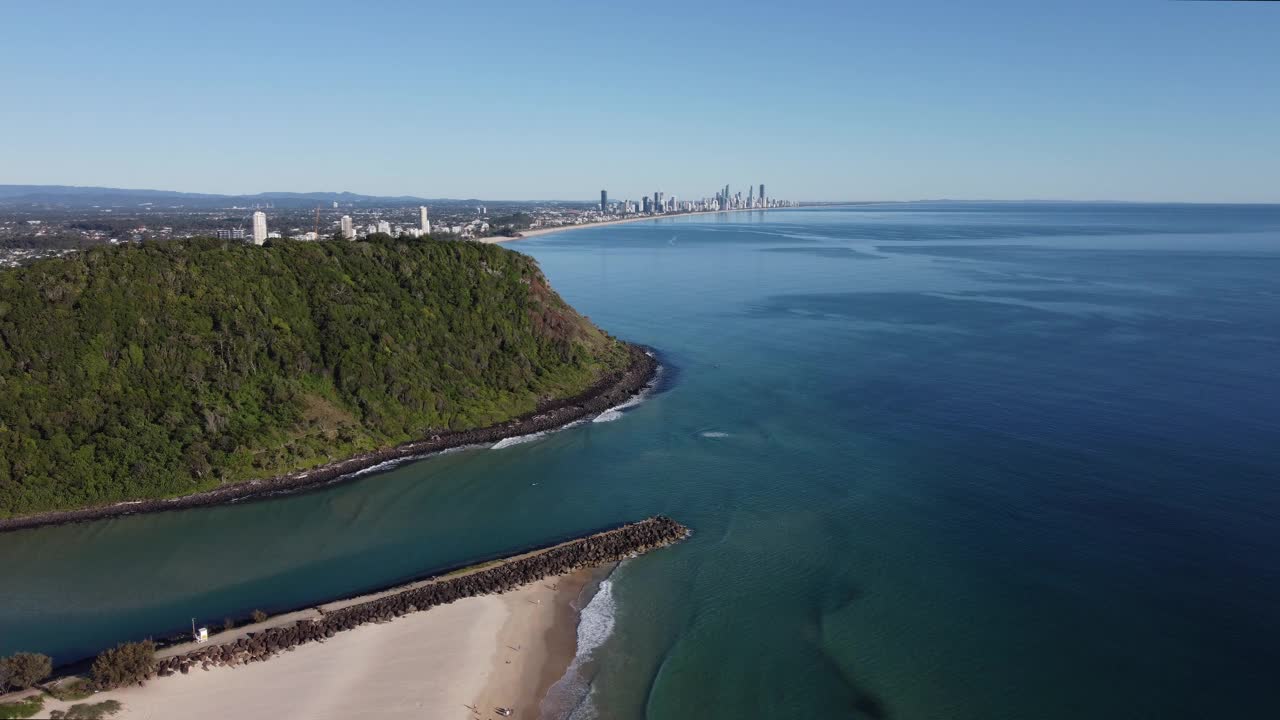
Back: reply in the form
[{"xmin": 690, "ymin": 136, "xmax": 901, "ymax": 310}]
[
  {"xmin": 760, "ymin": 184, "xmax": 766, "ymax": 205},
  {"xmin": 654, "ymin": 192, "xmax": 663, "ymax": 212},
  {"xmin": 419, "ymin": 206, "xmax": 431, "ymax": 235},
  {"xmin": 251, "ymin": 211, "xmax": 267, "ymax": 245},
  {"xmin": 600, "ymin": 190, "xmax": 608, "ymax": 212},
  {"xmin": 340, "ymin": 215, "xmax": 354, "ymax": 240},
  {"xmin": 642, "ymin": 196, "xmax": 652, "ymax": 213},
  {"xmin": 377, "ymin": 220, "xmax": 392, "ymax": 235},
  {"xmin": 215, "ymin": 228, "xmax": 245, "ymax": 240}
]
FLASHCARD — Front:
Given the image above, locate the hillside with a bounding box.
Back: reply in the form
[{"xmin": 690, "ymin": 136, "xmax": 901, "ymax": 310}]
[
  {"xmin": 0, "ymin": 238, "xmax": 632, "ymax": 518},
  {"xmin": 0, "ymin": 184, "xmax": 468, "ymax": 208}
]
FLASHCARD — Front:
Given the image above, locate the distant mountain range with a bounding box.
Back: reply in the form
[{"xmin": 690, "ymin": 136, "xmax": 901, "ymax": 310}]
[{"xmin": 0, "ymin": 185, "xmax": 488, "ymax": 208}]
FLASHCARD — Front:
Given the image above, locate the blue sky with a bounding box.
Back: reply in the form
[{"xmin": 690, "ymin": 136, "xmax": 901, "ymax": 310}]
[{"xmin": 2, "ymin": 0, "xmax": 1277, "ymax": 202}]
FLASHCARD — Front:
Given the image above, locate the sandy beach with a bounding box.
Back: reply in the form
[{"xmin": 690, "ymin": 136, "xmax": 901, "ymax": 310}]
[
  {"xmin": 37, "ymin": 568, "xmax": 602, "ymax": 720},
  {"xmin": 480, "ymin": 207, "xmax": 782, "ymax": 244}
]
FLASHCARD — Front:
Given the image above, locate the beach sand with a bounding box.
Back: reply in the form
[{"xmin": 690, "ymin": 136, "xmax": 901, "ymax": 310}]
[
  {"xmin": 40, "ymin": 568, "xmax": 601, "ymax": 720},
  {"xmin": 480, "ymin": 207, "xmax": 778, "ymax": 244}
]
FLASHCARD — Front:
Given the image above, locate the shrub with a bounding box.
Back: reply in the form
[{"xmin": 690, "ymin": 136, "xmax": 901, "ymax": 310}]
[
  {"xmin": 0, "ymin": 653, "xmax": 51, "ymax": 691},
  {"xmin": 49, "ymin": 700, "xmax": 122, "ymax": 720},
  {"xmin": 250, "ymin": 609, "xmax": 268, "ymax": 624},
  {"xmin": 45, "ymin": 677, "xmax": 94, "ymax": 702},
  {"xmin": 90, "ymin": 641, "xmax": 155, "ymax": 690}
]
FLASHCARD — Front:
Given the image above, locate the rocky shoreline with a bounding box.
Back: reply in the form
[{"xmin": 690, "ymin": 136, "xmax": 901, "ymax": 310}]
[
  {"xmin": 0, "ymin": 344, "xmax": 659, "ymax": 533},
  {"xmin": 147, "ymin": 515, "xmax": 690, "ymax": 681}
]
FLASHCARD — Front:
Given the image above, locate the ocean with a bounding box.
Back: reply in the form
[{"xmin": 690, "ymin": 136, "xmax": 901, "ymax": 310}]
[{"xmin": 3, "ymin": 203, "xmax": 1279, "ymax": 718}]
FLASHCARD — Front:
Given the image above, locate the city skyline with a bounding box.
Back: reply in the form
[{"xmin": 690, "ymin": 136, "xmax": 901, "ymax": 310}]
[{"xmin": 210, "ymin": 180, "xmax": 794, "ymax": 243}]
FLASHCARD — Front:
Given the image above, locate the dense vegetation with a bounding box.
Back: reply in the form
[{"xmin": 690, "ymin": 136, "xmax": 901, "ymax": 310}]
[
  {"xmin": 0, "ymin": 652, "xmax": 51, "ymax": 692},
  {"xmin": 0, "ymin": 238, "xmax": 630, "ymax": 517}
]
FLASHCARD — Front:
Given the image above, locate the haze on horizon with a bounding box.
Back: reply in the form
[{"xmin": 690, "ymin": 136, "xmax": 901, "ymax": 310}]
[{"xmin": 2, "ymin": 0, "xmax": 1277, "ymax": 204}]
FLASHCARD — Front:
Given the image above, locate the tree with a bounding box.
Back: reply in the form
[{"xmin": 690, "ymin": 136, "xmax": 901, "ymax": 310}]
[
  {"xmin": 1, "ymin": 651, "xmax": 52, "ymax": 690},
  {"xmin": 90, "ymin": 640, "xmax": 155, "ymax": 689}
]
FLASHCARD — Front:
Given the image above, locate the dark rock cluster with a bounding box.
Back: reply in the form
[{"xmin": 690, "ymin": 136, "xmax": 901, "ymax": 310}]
[
  {"xmin": 149, "ymin": 515, "xmax": 688, "ymax": 680},
  {"xmin": 2, "ymin": 345, "xmax": 659, "ymax": 532}
]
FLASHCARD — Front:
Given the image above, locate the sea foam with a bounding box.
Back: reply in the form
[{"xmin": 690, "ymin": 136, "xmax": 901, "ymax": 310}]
[
  {"xmin": 593, "ymin": 359, "xmax": 663, "ymax": 423},
  {"xmin": 490, "ymin": 431, "xmax": 547, "ymax": 450},
  {"xmin": 540, "ymin": 576, "xmax": 619, "ymax": 720},
  {"xmin": 592, "ymin": 394, "xmax": 645, "ymax": 423}
]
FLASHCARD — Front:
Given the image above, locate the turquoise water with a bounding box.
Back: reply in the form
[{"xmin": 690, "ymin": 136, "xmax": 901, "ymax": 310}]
[{"xmin": 3, "ymin": 204, "xmax": 1280, "ymax": 718}]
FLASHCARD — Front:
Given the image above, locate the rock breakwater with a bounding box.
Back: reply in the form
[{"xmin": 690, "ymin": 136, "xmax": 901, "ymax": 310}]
[{"xmin": 142, "ymin": 516, "xmax": 688, "ymax": 682}]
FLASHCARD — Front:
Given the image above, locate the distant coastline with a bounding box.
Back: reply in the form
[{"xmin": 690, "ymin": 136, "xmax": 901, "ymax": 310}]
[
  {"xmin": 481, "ymin": 206, "xmax": 794, "ymax": 244},
  {"xmin": 0, "ymin": 345, "xmax": 660, "ymax": 533}
]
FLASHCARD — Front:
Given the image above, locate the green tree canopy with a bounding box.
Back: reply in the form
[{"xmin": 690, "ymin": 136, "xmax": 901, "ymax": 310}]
[
  {"xmin": 0, "ymin": 238, "xmax": 629, "ymax": 517},
  {"xmin": 0, "ymin": 652, "xmax": 51, "ymax": 691}
]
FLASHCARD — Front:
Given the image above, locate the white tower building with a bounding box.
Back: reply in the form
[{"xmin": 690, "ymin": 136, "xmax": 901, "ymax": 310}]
[
  {"xmin": 340, "ymin": 215, "xmax": 354, "ymax": 240},
  {"xmin": 419, "ymin": 206, "xmax": 431, "ymax": 235},
  {"xmin": 251, "ymin": 211, "xmax": 267, "ymax": 245}
]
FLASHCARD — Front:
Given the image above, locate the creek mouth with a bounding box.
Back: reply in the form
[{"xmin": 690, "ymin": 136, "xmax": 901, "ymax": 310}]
[{"xmin": 0, "ymin": 343, "xmax": 660, "ymax": 534}]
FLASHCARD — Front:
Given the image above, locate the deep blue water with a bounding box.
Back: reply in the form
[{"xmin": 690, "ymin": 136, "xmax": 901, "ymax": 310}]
[{"xmin": 3, "ymin": 203, "xmax": 1279, "ymax": 718}]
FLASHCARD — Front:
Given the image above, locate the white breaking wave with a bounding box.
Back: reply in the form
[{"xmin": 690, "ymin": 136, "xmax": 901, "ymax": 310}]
[
  {"xmin": 700, "ymin": 431, "xmax": 731, "ymax": 438},
  {"xmin": 592, "ymin": 394, "xmax": 645, "ymax": 423},
  {"xmin": 592, "ymin": 359, "xmax": 664, "ymax": 423},
  {"xmin": 491, "ymin": 417, "xmax": 589, "ymax": 449},
  {"xmin": 574, "ymin": 578, "xmax": 617, "ymax": 664},
  {"xmin": 541, "ymin": 577, "xmax": 620, "ymax": 720},
  {"xmin": 490, "ymin": 431, "xmax": 547, "ymax": 450}
]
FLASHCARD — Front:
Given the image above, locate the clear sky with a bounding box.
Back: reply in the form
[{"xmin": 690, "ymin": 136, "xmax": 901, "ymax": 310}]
[{"xmin": 2, "ymin": 0, "xmax": 1277, "ymax": 202}]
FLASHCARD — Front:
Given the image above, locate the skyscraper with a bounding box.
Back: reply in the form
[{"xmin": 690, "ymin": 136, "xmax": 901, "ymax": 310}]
[
  {"xmin": 251, "ymin": 211, "xmax": 267, "ymax": 245},
  {"xmin": 760, "ymin": 184, "xmax": 766, "ymax": 206},
  {"xmin": 419, "ymin": 206, "xmax": 430, "ymax": 234},
  {"xmin": 600, "ymin": 190, "xmax": 608, "ymax": 212},
  {"xmin": 340, "ymin": 215, "xmax": 354, "ymax": 240}
]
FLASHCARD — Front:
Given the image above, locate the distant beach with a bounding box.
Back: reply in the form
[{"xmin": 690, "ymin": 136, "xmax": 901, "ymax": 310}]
[{"xmin": 481, "ymin": 207, "xmax": 787, "ymax": 244}]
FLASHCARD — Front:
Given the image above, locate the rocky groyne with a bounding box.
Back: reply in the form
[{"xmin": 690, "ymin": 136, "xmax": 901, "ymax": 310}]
[
  {"xmin": 0, "ymin": 344, "xmax": 659, "ymax": 533},
  {"xmin": 143, "ymin": 516, "xmax": 689, "ymax": 681}
]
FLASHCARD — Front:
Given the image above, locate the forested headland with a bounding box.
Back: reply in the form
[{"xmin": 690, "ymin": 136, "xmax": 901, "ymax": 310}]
[{"xmin": 0, "ymin": 237, "xmax": 632, "ymax": 518}]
